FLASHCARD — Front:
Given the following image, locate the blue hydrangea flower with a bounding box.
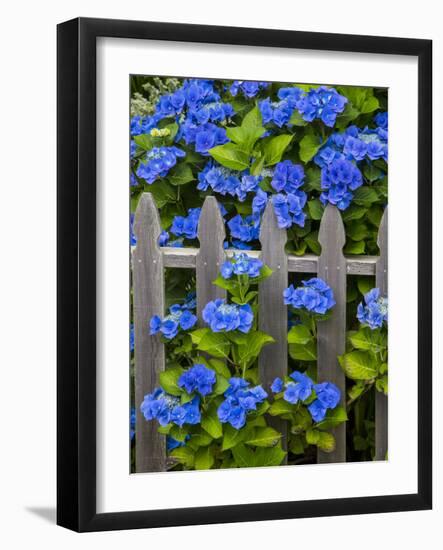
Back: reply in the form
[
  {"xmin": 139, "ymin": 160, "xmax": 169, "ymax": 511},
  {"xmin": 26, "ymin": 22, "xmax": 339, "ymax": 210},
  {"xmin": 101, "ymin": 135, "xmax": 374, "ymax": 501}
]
[
  {"xmin": 202, "ymin": 299, "xmax": 254, "ymax": 333},
  {"xmin": 272, "ymin": 191, "xmax": 307, "ymax": 229},
  {"xmin": 357, "ymin": 288, "xmax": 388, "ymax": 329},
  {"xmin": 308, "ymin": 382, "xmax": 341, "ymax": 422},
  {"xmin": 217, "ymin": 378, "xmax": 268, "ymax": 429},
  {"xmin": 130, "ymin": 214, "xmax": 137, "ymax": 246},
  {"xmin": 220, "ymin": 253, "xmax": 263, "ymax": 279},
  {"xmin": 130, "ymin": 407, "xmax": 136, "ymax": 440},
  {"xmin": 283, "ymin": 278, "xmax": 335, "ymax": 314},
  {"xmin": 320, "ymin": 158, "xmax": 363, "ymax": 210},
  {"xmin": 197, "ymin": 162, "xmax": 261, "ymax": 202},
  {"xmin": 271, "ymin": 371, "xmax": 314, "ymax": 404},
  {"xmin": 150, "ymin": 303, "xmax": 197, "ymax": 340},
  {"xmin": 228, "ymin": 214, "xmax": 260, "ymax": 243},
  {"xmin": 295, "ymin": 86, "xmax": 347, "ymax": 127},
  {"xmin": 140, "ymin": 388, "xmax": 201, "ymax": 427},
  {"xmin": 170, "ymin": 207, "xmax": 201, "ymax": 240},
  {"xmin": 229, "ymin": 80, "xmax": 270, "ymax": 98},
  {"xmin": 178, "ymin": 364, "xmax": 216, "ymax": 396},
  {"xmin": 252, "ymin": 189, "xmax": 268, "ymax": 217},
  {"xmin": 271, "ymin": 377, "xmax": 284, "ymax": 393},
  {"xmin": 270, "ymin": 160, "xmax": 305, "ymax": 193},
  {"xmin": 130, "ymin": 324, "xmax": 134, "ymax": 352},
  {"xmin": 374, "ymin": 111, "xmax": 388, "ymax": 130},
  {"xmin": 136, "ymin": 146, "xmax": 186, "ymax": 184}
]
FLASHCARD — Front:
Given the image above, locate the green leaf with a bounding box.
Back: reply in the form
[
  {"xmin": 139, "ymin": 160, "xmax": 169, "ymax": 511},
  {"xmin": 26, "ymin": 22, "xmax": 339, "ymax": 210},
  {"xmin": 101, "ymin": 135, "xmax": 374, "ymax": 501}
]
[
  {"xmin": 212, "ymin": 374, "xmax": 230, "ymax": 395},
  {"xmin": 243, "ymin": 105, "xmax": 263, "ymax": 128},
  {"xmin": 222, "ymin": 424, "xmax": 249, "ymax": 451},
  {"xmin": 349, "ymin": 326, "xmax": 387, "ymax": 353},
  {"xmin": 262, "ymin": 134, "xmax": 293, "ymax": 166},
  {"xmin": 245, "ymin": 427, "xmax": 281, "ymax": 447},
  {"xmin": 363, "ymin": 163, "xmax": 382, "ymax": 183},
  {"xmin": 317, "ymin": 431, "xmax": 336, "ymax": 452},
  {"xmin": 231, "ymin": 443, "xmax": 255, "ymax": 468},
  {"xmin": 353, "ymin": 186, "xmax": 379, "ymax": 206},
  {"xmin": 189, "ymin": 328, "xmax": 210, "ymax": 345},
  {"xmin": 299, "ymin": 134, "xmax": 322, "ymax": 163},
  {"xmin": 339, "ymin": 351, "xmax": 378, "ymax": 380},
  {"xmin": 348, "ymin": 382, "xmax": 366, "ymax": 401},
  {"xmin": 346, "ymin": 221, "xmax": 368, "ymax": 242},
  {"xmin": 197, "ymin": 332, "xmax": 231, "ymax": 358},
  {"xmin": 305, "ymin": 231, "xmax": 321, "ymax": 255},
  {"xmin": 159, "ymin": 367, "xmax": 185, "ymax": 396},
  {"xmin": 357, "ymin": 277, "xmax": 374, "ymax": 296},
  {"xmin": 133, "ymin": 133, "xmax": 153, "ymax": 150},
  {"xmin": 201, "ymin": 403, "xmax": 223, "ymax": 439},
  {"xmin": 289, "ymin": 341, "xmax": 317, "ymax": 361},
  {"xmin": 253, "ymin": 445, "xmax": 286, "ymax": 467},
  {"xmin": 168, "ymin": 163, "xmax": 194, "ymax": 186},
  {"xmin": 307, "ymin": 199, "xmax": 324, "ymax": 220},
  {"xmin": 194, "ymin": 446, "xmax": 214, "ymax": 470},
  {"xmin": 289, "ymin": 435, "xmax": 305, "ymax": 455},
  {"xmin": 236, "ymin": 331, "xmax": 275, "ymax": 366},
  {"xmin": 375, "ymin": 375, "xmax": 388, "ymax": 395},
  {"xmin": 148, "ymin": 180, "xmax": 176, "ymax": 208},
  {"xmin": 306, "ymin": 428, "xmax": 320, "ymax": 445},
  {"xmin": 315, "ymin": 406, "xmax": 348, "ymax": 430},
  {"xmin": 250, "ymin": 155, "xmax": 265, "ymax": 176},
  {"xmin": 208, "ymin": 358, "xmax": 231, "ymax": 379},
  {"xmin": 268, "ymin": 399, "xmax": 294, "ymax": 416},
  {"xmin": 208, "ymin": 142, "xmax": 249, "ymax": 170},
  {"xmin": 287, "ymin": 324, "xmax": 313, "ymax": 345},
  {"xmin": 170, "ymin": 446, "xmax": 194, "ymax": 468},
  {"xmin": 361, "ymin": 95, "xmax": 379, "ymax": 114},
  {"xmin": 289, "ymin": 110, "xmax": 308, "ymax": 126},
  {"xmin": 170, "ymin": 425, "xmax": 189, "ymax": 442},
  {"xmin": 344, "ymin": 240, "xmax": 365, "ymax": 255},
  {"xmin": 342, "ymin": 205, "xmax": 367, "ymax": 222},
  {"xmin": 187, "ymin": 431, "xmax": 213, "ymax": 449}
]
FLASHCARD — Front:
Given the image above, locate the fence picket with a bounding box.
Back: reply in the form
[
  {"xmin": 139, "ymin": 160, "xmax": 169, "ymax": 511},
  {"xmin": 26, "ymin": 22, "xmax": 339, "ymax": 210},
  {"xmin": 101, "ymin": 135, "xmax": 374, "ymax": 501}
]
[
  {"xmin": 133, "ymin": 193, "xmax": 166, "ymax": 472},
  {"xmin": 317, "ymin": 204, "xmax": 347, "ymax": 463},
  {"xmin": 196, "ymin": 197, "xmax": 226, "ymax": 323},
  {"xmin": 259, "ymin": 201, "xmax": 288, "ymax": 453},
  {"xmin": 375, "ymin": 207, "xmax": 388, "ymax": 460}
]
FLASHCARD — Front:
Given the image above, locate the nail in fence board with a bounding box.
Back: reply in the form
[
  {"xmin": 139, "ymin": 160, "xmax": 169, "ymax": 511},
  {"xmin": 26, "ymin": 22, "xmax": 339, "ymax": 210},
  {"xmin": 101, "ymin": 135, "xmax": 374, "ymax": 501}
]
[
  {"xmin": 259, "ymin": 201, "xmax": 288, "ymax": 453},
  {"xmin": 375, "ymin": 207, "xmax": 388, "ymax": 460},
  {"xmin": 317, "ymin": 205, "xmax": 347, "ymax": 463},
  {"xmin": 133, "ymin": 193, "xmax": 166, "ymax": 472},
  {"xmin": 196, "ymin": 197, "xmax": 226, "ymax": 324}
]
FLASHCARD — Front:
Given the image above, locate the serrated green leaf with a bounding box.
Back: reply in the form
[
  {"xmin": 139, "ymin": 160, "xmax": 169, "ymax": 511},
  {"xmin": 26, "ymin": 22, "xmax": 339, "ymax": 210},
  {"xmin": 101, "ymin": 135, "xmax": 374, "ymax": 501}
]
[
  {"xmin": 168, "ymin": 163, "xmax": 194, "ymax": 186},
  {"xmin": 299, "ymin": 134, "xmax": 322, "ymax": 163},
  {"xmin": 231, "ymin": 443, "xmax": 255, "ymax": 468},
  {"xmin": 262, "ymin": 134, "xmax": 293, "ymax": 166},
  {"xmin": 306, "ymin": 428, "xmax": 320, "ymax": 445},
  {"xmin": 197, "ymin": 331, "xmax": 231, "ymax": 358},
  {"xmin": 222, "ymin": 424, "xmax": 249, "ymax": 451},
  {"xmin": 289, "ymin": 434, "xmax": 305, "ymax": 455},
  {"xmin": 194, "ymin": 446, "xmax": 214, "ymax": 470},
  {"xmin": 133, "ymin": 133, "xmax": 153, "ymax": 150},
  {"xmin": 339, "ymin": 351, "xmax": 378, "ymax": 380},
  {"xmin": 353, "ymin": 186, "xmax": 379, "ymax": 206},
  {"xmin": 289, "ymin": 341, "xmax": 317, "ymax": 361},
  {"xmin": 208, "ymin": 142, "xmax": 249, "ymax": 170},
  {"xmin": 342, "ymin": 205, "xmax": 367, "ymax": 222},
  {"xmin": 212, "ymin": 374, "xmax": 230, "ymax": 395},
  {"xmin": 201, "ymin": 403, "xmax": 223, "ymax": 439},
  {"xmin": 170, "ymin": 446, "xmax": 194, "ymax": 468},
  {"xmin": 307, "ymin": 199, "xmax": 324, "ymax": 220},
  {"xmin": 287, "ymin": 324, "xmax": 313, "ymax": 345},
  {"xmin": 344, "ymin": 240, "xmax": 365, "ymax": 255},
  {"xmin": 268, "ymin": 399, "xmax": 294, "ymax": 416},
  {"xmin": 245, "ymin": 427, "xmax": 281, "ymax": 447},
  {"xmin": 253, "ymin": 445, "xmax": 286, "ymax": 467},
  {"xmin": 315, "ymin": 406, "xmax": 348, "ymax": 430},
  {"xmin": 208, "ymin": 358, "xmax": 231, "ymax": 379},
  {"xmin": 349, "ymin": 326, "xmax": 387, "ymax": 353},
  {"xmin": 317, "ymin": 431, "xmax": 336, "ymax": 452},
  {"xmin": 159, "ymin": 366, "xmax": 185, "ymax": 396}
]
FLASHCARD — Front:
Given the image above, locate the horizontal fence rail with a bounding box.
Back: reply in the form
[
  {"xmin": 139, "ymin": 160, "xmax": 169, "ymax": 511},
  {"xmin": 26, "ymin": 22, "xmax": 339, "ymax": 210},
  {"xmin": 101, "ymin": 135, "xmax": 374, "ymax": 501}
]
[{"xmin": 133, "ymin": 192, "xmax": 387, "ymax": 473}]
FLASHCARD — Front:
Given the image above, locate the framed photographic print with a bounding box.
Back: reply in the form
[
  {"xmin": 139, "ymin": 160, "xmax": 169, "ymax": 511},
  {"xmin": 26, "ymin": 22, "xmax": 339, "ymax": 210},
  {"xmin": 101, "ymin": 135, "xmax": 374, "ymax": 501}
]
[{"xmin": 57, "ymin": 17, "xmax": 432, "ymax": 532}]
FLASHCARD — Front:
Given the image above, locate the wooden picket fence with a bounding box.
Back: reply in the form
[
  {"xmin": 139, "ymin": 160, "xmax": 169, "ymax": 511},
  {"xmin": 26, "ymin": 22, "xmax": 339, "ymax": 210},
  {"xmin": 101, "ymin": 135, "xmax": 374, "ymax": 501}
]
[{"xmin": 133, "ymin": 192, "xmax": 388, "ymax": 472}]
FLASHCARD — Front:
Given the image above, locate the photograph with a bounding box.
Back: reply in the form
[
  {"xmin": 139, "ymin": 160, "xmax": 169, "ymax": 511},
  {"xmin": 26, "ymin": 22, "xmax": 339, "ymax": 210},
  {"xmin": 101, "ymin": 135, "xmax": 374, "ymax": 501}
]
[{"xmin": 129, "ymin": 76, "xmax": 389, "ymax": 473}]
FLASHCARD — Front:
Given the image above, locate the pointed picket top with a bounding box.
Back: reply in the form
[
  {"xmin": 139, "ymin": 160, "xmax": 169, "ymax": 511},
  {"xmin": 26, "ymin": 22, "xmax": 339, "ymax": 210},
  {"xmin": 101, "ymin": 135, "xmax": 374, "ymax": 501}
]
[
  {"xmin": 375, "ymin": 206, "xmax": 388, "ymax": 461},
  {"xmin": 317, "ymin": 203, "xmax": 346, "ymax": 464},
  {"xmin": 134, "ymin": 192, "xmax": 162, "ymax": 248},
  {"xmin": 318, "ymin": 203, "xmax": 346, "ymax": 252},
  {"xmin": 133, "ymin": 192, "xmax": 166, "ymax": 473},
  {"xmin": 258, "ymin": 199, "xmax": 288, "ymax": 457},
  {"xmin": 196, "ymin": 196, "xmax": 226, "ymax": 323}
]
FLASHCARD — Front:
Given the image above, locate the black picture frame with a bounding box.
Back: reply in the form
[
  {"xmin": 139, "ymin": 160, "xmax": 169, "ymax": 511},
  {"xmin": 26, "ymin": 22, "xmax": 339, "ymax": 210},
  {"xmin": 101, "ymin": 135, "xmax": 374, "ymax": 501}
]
[{"xmin": 57, "ymin": 17, "xmax": 432, "ymax": 532}]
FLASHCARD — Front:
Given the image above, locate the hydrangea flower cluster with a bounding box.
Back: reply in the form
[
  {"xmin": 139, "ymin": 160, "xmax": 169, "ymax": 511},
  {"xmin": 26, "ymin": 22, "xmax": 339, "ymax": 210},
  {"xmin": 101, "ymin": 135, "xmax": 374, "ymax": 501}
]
[
  {"xmin": 270, "ymin": 160, "xmax": 305, "ymax": 193},
  {"xmin": 136, "ymin": 146, "xmax": 185, "ymax": 184},
  {"xmin": 320, "ymin": 158, "xmax": 363, "ymax": 210},
  {"xmin": 197, "ymin": 162, "xmax": 262, "ymax": 202},
  {"xmin": 140, "ymin": 388, "xmax": 201, "ymax": 427},
  {"xmin": 178, "ymin": 364, "xmax": 216, "ymax": 397},
  {"xmin": 271, "ymin": 371, "xmax": 341, "ymax": 422},
  {"xmin": 150, "ymin": 303, "xmax": 197, "ymax": 340},
  {"xmin": 130, "ymin": 407, "xmax": 136, "ymax": 440},
  {"xmin": 296, "ymin": 86, "xmax": 348, "ymax": 127},
  {"xmin": 217, "ymin": 378, "xmax": 268, "ymax": 429},
  {"xmin": 314, "ymin": 114, "xmax": 388, "ymax": 170},
  {"xmin": 220, "ymin": 253, "xmax": 263, "ymax": 279},
  {"xmin": 284, "ymin": 278, "xmax": 335, "ymax": 314},
  {"xmin": 357, "ymin": 288, "xmax": 388, "ymax": 329},
  {"xmin": 202, "ymin": 299, "xmax": 254, "ymax": 333},
  {"xmin": 170, "ymin": 207, "xmax": 201, "ymax": 240},
  {"xmin": 227, "ymin": 213, "xmax": 260, "ymax": 245},
  {"xmin": 229, "ymin": 80, "xmax": 270, "ymax": 98},
  {"xmin": 158, "ymin": 230, "xmax": 184, "ymax": 248},
  {"xmin": 182, "ymin": 122, "xmax": 229, "ymax": 154},
  {"xmin": 272, "ymin": 191, "xmax": 307, "ymax": 229}
]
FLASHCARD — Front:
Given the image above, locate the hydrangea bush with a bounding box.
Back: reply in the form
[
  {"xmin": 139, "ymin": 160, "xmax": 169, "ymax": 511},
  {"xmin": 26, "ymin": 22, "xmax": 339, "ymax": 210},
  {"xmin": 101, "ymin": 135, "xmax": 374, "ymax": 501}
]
[{"xmin": 129, "ymin": 76, "xmax": 389, "ymax": 468}]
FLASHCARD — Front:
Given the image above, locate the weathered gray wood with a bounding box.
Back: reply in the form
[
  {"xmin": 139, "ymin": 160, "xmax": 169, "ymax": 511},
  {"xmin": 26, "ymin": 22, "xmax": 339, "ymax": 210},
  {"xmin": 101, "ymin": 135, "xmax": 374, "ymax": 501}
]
[
  {"xmin": 375, "ymin": 207, "xmax": 388, "ymax": 460},
  {"xmin": 196, "ymin": 197, "xmax": 226, "ymax": 323},
  {"xmin": 133, "ymin": 193, "xmax": 166, "ymax": 472},
  {"xmin": 317, "ymin": 204, "xmax": 347, "ymax": 463},
  {"xmin": 162, "ymin": 246, "xmax": 376, "ymax": 275},
  {"xmin": 259, "ymin": 201, "xmax": 288, "ymax": 455}
]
